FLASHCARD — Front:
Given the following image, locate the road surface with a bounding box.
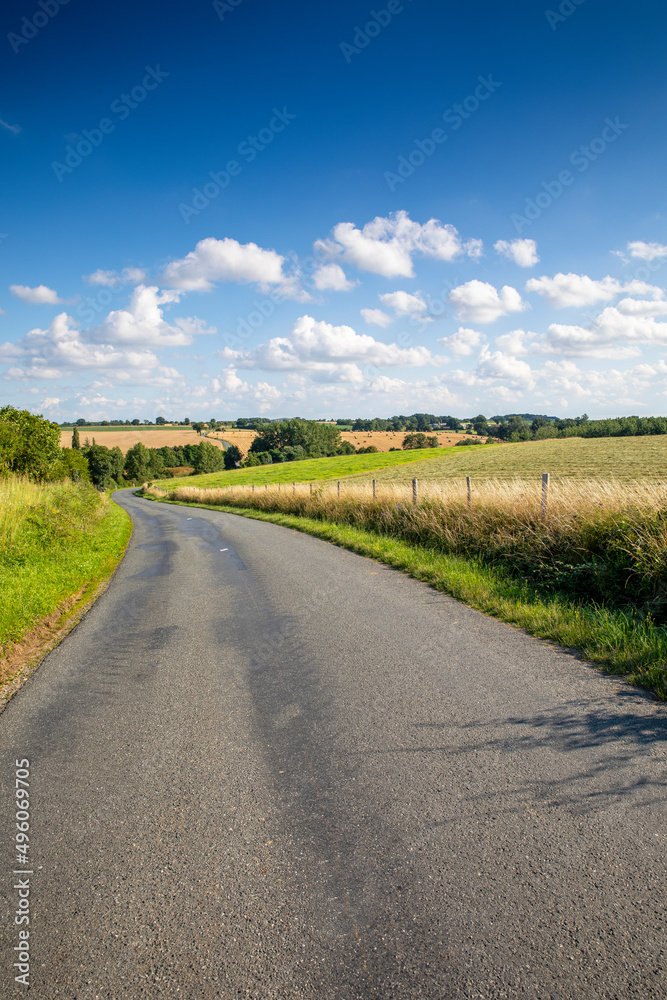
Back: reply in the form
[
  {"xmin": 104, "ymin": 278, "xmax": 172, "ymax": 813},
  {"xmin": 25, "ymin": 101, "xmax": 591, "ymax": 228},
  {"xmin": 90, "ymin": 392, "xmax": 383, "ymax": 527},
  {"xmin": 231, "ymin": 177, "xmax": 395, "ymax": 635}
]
[{"xmin": 1, "ymin": 490, "xmax": 666, "ymax": 998}]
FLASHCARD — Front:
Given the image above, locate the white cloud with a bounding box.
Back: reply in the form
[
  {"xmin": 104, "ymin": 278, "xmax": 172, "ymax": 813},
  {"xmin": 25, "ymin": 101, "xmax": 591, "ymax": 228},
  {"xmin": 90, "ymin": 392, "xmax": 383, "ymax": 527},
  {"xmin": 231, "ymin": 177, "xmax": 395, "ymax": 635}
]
[
  {"xmin": 537, "ymin": 303, "xmax": 667, "ymax": 358},
  {"xmin": 0, "ymin": 312, "xmax": 168, "ymax": 380},
  {"xmin": 89, "ymin": 286, "xmax": 214, "ymax": 348},
  {"xmin": 438, "ymin": 326, "xmax": 485, "ymax": 357},
  {"xmin": 84, "ymin": 267, "xmax": 147, "ymax": 287},
  {"xmin": 494, "ymin": 238, "xmax": 539, "ymax": 267},
  {"xmin": 495, "ymin": 329, "xmax": 532, "ymax": 356},
  {"xmin": 379, "ymin": 290, "xmax": 428, "ymax": 316},
  {"xmin": 10, "ymin": 284, "xmax": 64, "ymax": 305},
  {"xmin": 476, "ymin": 347, "xmax": 535, "ymax": 387},
  {"xmin": 448, "ymin": 280, "xmax": 526, "ymax": 323},
  {"xmin": 161, "ymin": 236, "xmax": 305, "ymax": 297},
  {"xmin": 627, "ymin": 241, "xmax": 667, "ymax": 261},
  {"xmin": 210, "ymin": 367, "xmax": 250, "ymax": 395},
  {"xmin": 525, "ymin": 272, "xmax": 664, "ymax": 308},
  {"xmin": 220, "ymin": 314, "xmax": 440, "ymax": 382},
  {"xmin": 311, "ymin": 263, "xmax": 357, "ymax": 292},
  {"xmin": 361, "ymin": 308, "xmax": 393, "ymax": 328},
  {"xmin": 315, "ymin": 210, "xmax": 482, "ymax": 278},
  {"xmin": 614, "ymin": 298, "xmax": 667, "ymax": 317}
]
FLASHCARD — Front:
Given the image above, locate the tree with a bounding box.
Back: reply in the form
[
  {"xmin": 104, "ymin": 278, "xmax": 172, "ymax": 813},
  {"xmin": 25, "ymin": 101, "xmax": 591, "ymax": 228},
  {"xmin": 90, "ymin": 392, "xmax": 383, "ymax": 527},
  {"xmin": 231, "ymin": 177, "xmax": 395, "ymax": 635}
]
[
  {"xmin": 192, "ymin": 441, "xmax": 226, "ymax": 474},
  {"xmin": 155, "ymin": 415, "xmax": 167, "ymax": 425},
  {"xmin": 249, "ymin": 418, "xmax": 341, "ymax": 458},
  {"xmin": 0, "ymin": 406, "xmax": 61, "ymax": 479},
  {"xmin": 85, "ymin": 444, "xmax": 125, "ymax": 489},
  {"xmin": 124, "ymin": 442, "xmax": 152, "ymax": 482},
  {"xmin": 471, "ymin": 414, "xmax": 489, "ymax": 436},
  {"xmin": 402, "ymin": 432, "xmax": 438, "ymax": 450},
  {"xmin": 223, "ymin": 444, "xmax": 242, "ymax": 470},
  {"xmin": 55, "ymin": 447, "xmax": 90, "ymax": 483},
  {"xmin": 72, "ymin": 426, "xmax": 81, "ymax": 450}
]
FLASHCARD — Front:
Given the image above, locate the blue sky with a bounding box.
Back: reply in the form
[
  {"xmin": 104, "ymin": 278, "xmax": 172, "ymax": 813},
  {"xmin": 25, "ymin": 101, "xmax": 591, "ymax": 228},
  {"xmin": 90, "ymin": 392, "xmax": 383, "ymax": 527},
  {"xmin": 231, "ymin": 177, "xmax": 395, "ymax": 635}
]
[{"xmin": 2, "ymin": 0, "xmax": 667, "ymax": 421}]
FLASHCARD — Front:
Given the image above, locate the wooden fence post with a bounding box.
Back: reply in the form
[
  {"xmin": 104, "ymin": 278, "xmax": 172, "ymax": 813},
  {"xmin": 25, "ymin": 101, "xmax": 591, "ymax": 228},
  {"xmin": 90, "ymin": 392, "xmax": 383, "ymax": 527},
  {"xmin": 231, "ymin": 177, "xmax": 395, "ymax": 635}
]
[
  {"xmin": 293, "ymin": 482, "xmax": 296, "ymax": 494},
  {"xmin": 337, "ymin": 480, "xmax": 341, "ymax": 498},
  {"xmin": 466, "ymin": 476, "xmax": 472, "ymax": 510},
  {"xmin": 372, "ymin": 479, "xmax": 377, "ymax": 499},
  {"xmin": 541, "ymin": 473, "xmax": 550, "ymax": 516},
  {"xmin": 412, "ymin": 478, "xmax": 418, "ymax": 504},
  {"xmin": 309, "ymin": 483, "xmax": 313, "ymax": 495},
  {"xmin": 252, "ymin": 484, "xmax": 255, "ymax": 493}
]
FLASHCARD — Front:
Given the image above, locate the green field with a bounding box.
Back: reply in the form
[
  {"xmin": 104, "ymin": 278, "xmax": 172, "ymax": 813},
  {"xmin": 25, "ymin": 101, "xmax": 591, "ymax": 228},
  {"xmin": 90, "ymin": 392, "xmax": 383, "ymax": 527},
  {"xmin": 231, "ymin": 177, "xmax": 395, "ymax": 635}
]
[
  {"xmin": 154, "ymin": 445, "xmax": 471, "ymax": 490},
  {"xmin": 352, "ymin": 436, "xmax": 667, "ymax": 482},
  {"xmin": 154, "ymin": 436, "xmax": 667, "ymax": 492}
]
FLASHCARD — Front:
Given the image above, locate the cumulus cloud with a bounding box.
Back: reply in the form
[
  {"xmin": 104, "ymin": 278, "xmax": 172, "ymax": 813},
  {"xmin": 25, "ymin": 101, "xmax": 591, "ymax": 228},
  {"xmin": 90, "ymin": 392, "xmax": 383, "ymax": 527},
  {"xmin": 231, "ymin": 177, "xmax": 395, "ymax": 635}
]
[
  {"xmin": 161, "ymin": 236, "xmax": 305, "ymax": 297},
  {"xmin": 448, "ymin": 281, "xmax": 526, "ymax": 323},
  {"xmin": 0, "ymin": 312, "xmax": 166, "ymax": 379},
  {"xmin": 314, "ymin": 210, "xmax": 482, "ymax": 278},
  {"xmin": 210, "ymin": 366, "xmax": 250, "ymax": 395},
  {"xmin": 379, "ymin": 290, "xmax": 429, "ymax": 316},
  {"xmin": 438, "ymin": 327, "xmax": 485, "ymax": 357},
  {"xmin": 10, "ymin": 284, "xmax": 64, "ymax": 305},
  {"xmin": 626, "ymin": 241, "xmax": 667, "ymax": 261},
  {"xmin": 220, "ymin": 314, "xmax": 440, "ymax": 382},
  {"xmin": 494, "ymin": 238, "xmax": 539, "ymax": 267},
  {"xmin": 525, "ymin": 272, "xmax": 664, "ymax": 308},
  {"xmin": 495, "ymin": 329, "xmax": 532, "ymax": 356},
  {"xmin": 311, "ymin": 263, "xmax": 357, "ymax": 292},
  {"xmin": 89, "ymin": 286, "xmax": 215, "ymax": 348},
  {"xmin": 361, "ymin": 308, "xmax": 393, "ymax": 328},
  {"xmin": 537, "ymin": 303, "xmax": 667, "ymax": 358},
  {"xmin": 84, "ymin": 267, "xmax": 147, "ymax": 287}
]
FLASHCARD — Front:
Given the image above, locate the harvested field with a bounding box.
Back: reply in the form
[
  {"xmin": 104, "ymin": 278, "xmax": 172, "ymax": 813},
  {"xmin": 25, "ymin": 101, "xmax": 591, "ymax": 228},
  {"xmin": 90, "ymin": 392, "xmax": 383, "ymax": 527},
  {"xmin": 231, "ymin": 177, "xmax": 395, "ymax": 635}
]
[
  {"xmin": 206, "ymin": 428, "xmax": 471, "ymax": 455},
  {"xmin": 340, "ymin": 430, "xmax": 468, "ymax": 451},
  {"xmin": 59, "ymin": 427, "xmax": 223, "ymax": 454}
]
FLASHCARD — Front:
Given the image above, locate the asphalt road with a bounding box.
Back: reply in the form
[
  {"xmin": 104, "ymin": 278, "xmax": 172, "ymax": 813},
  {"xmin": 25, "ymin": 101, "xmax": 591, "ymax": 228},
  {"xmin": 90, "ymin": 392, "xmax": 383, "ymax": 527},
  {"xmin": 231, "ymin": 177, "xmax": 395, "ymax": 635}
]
[{"xmin": 1, "ymin": 490, "xmax": 666, "ymax": 999}]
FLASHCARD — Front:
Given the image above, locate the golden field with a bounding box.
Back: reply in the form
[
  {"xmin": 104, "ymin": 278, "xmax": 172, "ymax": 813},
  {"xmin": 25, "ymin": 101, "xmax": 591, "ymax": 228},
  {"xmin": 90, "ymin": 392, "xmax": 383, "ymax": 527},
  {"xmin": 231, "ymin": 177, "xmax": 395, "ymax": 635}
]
[
  {"xmin": 207, "ymin": 428, "xmax": 471, "ymax": 456},
  {"xmin": 59, "ymin": 427, "xmax": 224, "ymax": 453}
]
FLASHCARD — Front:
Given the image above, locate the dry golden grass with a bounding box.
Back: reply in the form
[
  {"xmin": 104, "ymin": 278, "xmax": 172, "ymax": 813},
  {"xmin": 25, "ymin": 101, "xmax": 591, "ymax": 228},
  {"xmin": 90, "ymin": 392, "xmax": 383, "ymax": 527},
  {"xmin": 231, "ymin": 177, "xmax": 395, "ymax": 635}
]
[
  {"xmin": 59, "ymin": 428, "xmax": 223, "ymax": 454},
  {"xmin": 339, "ymin": 430, "xmax": 469, "ymax": 451},
  {"xmin": 147, "ymin": 475, "xmax": 664, "ymax": 520}
]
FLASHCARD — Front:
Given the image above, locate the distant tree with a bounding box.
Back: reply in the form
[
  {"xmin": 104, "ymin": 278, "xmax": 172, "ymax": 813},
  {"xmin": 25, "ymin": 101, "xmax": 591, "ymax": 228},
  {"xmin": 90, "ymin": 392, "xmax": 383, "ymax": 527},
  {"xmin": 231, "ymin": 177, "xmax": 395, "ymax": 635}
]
[
  {"xmin": 85, "ymin": 444, "xmax": 125, "ymax": 489},
  {"xmin": 155, "ymin": 415, "xmax": 167, "ymax": 425},
  {"xmin": 472, "ymin": 414, "xmax": 489, "ymax": 436},
  {"xmin": 223, "ymin": 444, "xmax": 242, "ymax": 469},
  {"xmin": 124, "ymin": 442, "xmax": 152, "ymax": 482},
  {"xmin": 192, "ymin": 441, "xmax": 226, "ymax": 474},
  {"xmin": 249, "ymin": 418, "xmax": 341, "ymax": 458},
  {"xmin": 184, "ymin": 417, "xmax": 190, "ymax": 425},
  {"xmin": 402, "ymin": 432, "xmax": 439, "ymax": 450},
  {"xmin": 72, "ymin": 426, "xmax": 81, "ymax": 450},
  {"xmin": 131, "ymin": 418, "xmax": 140, "ymax": 426}
]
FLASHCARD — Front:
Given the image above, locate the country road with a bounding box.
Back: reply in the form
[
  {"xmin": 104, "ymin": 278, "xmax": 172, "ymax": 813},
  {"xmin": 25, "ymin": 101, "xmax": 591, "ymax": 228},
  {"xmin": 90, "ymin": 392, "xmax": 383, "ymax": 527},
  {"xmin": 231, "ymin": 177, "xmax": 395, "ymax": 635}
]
[{"xmin": 1, "ymin": 489, "xmax": 666, "ymax": 999}]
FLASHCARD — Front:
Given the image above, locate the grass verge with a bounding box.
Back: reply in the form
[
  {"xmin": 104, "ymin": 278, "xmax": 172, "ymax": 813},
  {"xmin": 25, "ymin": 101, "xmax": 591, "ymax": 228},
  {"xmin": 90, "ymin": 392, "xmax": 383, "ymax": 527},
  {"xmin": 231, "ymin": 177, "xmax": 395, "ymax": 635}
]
[
  {"xmin": 148, "ymin": 494, "xmax": 667, "ymax": 700},
  {"xmin": 0, "ymin": 478, "xmax": 132, "ymax": 693}
]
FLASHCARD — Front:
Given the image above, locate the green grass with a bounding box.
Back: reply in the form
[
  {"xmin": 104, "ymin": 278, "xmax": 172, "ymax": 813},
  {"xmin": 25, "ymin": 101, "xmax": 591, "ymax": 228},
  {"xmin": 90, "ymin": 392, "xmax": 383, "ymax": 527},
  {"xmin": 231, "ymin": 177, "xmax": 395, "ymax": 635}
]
[
  {"xmin": 0, "ymin": 477, "xmax": 132, "ymax": 672},
  {"xmin": 350, "ymin": 435, "xmax": 667, "ymax": 483},
  {"xmin": 146, "ymin": 492, "xmax": 667, "ymax": 700},
  {"xmin": 153, "ymin": 445, "xmax": 492, "ymax": 490}
]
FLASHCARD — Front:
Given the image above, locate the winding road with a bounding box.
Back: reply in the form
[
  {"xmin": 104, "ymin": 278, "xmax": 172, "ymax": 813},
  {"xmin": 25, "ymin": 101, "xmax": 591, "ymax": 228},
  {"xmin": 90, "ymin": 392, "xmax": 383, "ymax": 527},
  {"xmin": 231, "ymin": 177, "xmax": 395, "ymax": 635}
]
[{"xmin": 1, "ymin": 490, "xmax": 666, "ymax": 998}]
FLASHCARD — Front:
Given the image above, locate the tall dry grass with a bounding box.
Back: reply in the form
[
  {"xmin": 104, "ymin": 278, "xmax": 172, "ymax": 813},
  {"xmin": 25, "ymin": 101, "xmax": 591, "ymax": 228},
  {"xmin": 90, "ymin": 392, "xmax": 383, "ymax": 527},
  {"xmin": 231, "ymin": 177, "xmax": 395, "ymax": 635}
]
[{"xmin": 147, "ymin": 477, "xmax": 667, "ymax": 620}]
